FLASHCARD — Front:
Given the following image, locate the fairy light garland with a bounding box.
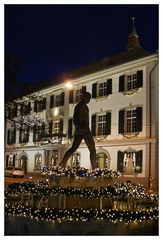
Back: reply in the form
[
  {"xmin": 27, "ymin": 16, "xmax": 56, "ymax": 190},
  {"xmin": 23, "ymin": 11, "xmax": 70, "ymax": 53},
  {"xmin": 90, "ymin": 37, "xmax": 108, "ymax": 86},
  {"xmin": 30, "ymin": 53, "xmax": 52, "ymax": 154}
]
[
  {"xmin": 5, "ymin": 180, "xmax": 158, "ymax": 201},
  {"xmin": 41, "ymin": 166, "xmax": 120, "ymax": 179},
  {"xmin": 5, "ymin": 204, "xmax": 158, "ymax": 224}
]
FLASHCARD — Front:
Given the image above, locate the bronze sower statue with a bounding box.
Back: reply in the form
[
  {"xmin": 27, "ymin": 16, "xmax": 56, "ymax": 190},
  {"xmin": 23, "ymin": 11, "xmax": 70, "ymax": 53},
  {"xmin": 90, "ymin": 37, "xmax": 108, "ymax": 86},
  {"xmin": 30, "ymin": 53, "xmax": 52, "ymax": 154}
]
[{"xmin": 59, "ymin": 92, "xmax": 96, "ymax": 169}]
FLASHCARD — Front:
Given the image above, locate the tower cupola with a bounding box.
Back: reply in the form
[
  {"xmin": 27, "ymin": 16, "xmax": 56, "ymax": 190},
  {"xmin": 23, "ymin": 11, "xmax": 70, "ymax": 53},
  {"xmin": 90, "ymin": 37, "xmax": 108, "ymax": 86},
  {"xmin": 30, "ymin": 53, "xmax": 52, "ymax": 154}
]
[{"xmin": 127, "ymin": 17, "xmax": 142, "ymax": 51}]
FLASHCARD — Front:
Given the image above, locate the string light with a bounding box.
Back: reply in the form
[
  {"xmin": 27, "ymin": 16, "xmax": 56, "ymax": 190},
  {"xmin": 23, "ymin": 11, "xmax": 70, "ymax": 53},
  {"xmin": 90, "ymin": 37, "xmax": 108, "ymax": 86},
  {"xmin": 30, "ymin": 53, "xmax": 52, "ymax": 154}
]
[{"xmin": 5, "ymin": 204, "xmax": 158, "ymax": 224}]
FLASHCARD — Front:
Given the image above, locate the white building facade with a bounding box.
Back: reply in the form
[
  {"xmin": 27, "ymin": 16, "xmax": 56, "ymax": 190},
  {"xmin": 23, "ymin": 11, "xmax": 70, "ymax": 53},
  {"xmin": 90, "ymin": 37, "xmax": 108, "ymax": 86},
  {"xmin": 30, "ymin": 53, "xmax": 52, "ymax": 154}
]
[{"xmin": 5, "ymin": 22, "xmax": 159, "ymax": 189}]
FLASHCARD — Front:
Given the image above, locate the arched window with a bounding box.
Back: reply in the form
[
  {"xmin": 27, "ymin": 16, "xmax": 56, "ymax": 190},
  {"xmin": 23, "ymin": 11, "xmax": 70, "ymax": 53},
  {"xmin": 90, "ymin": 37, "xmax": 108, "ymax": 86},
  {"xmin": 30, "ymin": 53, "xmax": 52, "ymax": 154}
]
[
  {"xmin": 34, "ymin": 154, "xmax": 42, "ymax": 171},
  {"xmin": 50, "ymin": 150, "xmax": 58, "ymax": 166},
  {"xmin": 96, "ymin": 152, "xmax": 108, "ymax": 169},
  {"xmin": 19, "ymin": 154, "xmax": 27, "ymax": 173},
  {"xmin": 71, "ymin": 153, "xmax": 80, "ymax": 168}
]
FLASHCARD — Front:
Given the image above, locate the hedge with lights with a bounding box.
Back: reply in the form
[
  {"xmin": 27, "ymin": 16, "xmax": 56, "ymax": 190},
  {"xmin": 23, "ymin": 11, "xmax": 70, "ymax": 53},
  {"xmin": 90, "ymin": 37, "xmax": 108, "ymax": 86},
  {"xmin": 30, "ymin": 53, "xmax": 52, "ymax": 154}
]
[
  {"xmin": 5, "ymin": 180, "xmax": 158, "ymax": 201},
  {"xmin": 5, "ymin": 203, "xmax": 158, "ymax": 224}
]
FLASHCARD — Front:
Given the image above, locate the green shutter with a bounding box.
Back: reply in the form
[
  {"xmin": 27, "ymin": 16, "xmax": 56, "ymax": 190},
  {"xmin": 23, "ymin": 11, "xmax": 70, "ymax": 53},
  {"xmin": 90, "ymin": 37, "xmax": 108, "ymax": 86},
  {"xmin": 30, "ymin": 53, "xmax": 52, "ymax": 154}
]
[
  {"xmin": 119, "ymin": 75, "xmax": 125, "ymax": 92},
  {"xmin": 33, "ymin": 125, "xmax": 36, "ymax": 141},
  {"xmin": 34, "ymin": 101, "xmax": 37, "ymax": 112},
  {"xmin": 50, "ymin": 95, "xmax": 54, "ymax": 108},
  {"xmin": 105, "ymin": 112, "xmax": 111, "ymax": 135},
  {"xmin": 137, "ymin": 70, "xmax": 143, "ymax": 88},
  {"xmin": 106, "ymin": 79, "xmax": 112, "ymax": 95},
  {"xmin": 92, "ymin": 83, "xmax": 97, "ymax": 98},
  {"xmin": 6, "ymin": 155, "xmax": 9, "ymax": 168},
  {"xmin": 13, "ymin": 155, "xmax": 15, "ymax": 167},
  {"xmin": 14, "ymin": 128, "xmax": 16, "ymax": 143},
  {"xmin": 91, "ymin": 114, "xmax": 96, "ymax": 136},
  {"xmin": 82, "ymin": 86, "xmax": 86, "ymax": 94},
  {"xmin": 7, "ymin": 129, "xmax": 10, "ymax": 144},
  {"xmin": 136, "ymin": 107, "xmax": 142, "ymax": 132},
  {"xmin": 117, "ymin": 151, "xmax": 124, "ymax": 172},
  {"xmin": 68, "ymin": 118, "xmax": 73, "ymax": 138},
  {"xmin": 61, "ymin": 92, "xmax": 65, "ymax": 106},
  {"xmin": 59, "ymin": 119, "xmax": 63, "ymax": 136},
  {"xmin": 43, "ymin": 98, "xmax": 46, "ymax": 110},
  {"xmin": 69, "ymin": 90, "xmax": 74, "ymax": 103},
  {"xmin": 49, "ymin": 121, "xmax": 53, "ymax": 137},
  {"xmin": 118, "ymin": 110, "xmax": 125, "ymax": 133},
  {"xmin": 135, "ymin": 150, "xmax": 143, "ymax": 173}
]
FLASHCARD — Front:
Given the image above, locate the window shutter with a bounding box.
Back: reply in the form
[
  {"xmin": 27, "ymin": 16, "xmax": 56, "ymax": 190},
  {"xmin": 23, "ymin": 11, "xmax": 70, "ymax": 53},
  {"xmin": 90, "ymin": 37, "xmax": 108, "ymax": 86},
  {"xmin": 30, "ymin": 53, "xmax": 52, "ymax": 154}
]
[
  {"xmin": 135, "ymin": 150, "xmax": 143, "ymax": 173},
  {"xmin": 117, "ymin": 151, "xmax": 124, "ymax": 172},
  {"xmin": 27, "ymin": 127, "xmax": 29, "ymax": 142},
  {"xmin": 14, "ymin": 128, "xmax": 16, "ymax": 143},
  {"xmin": 119, "ymin": 75, "xmax": 125, "ymax": 92},
  {"xmin": 14, "ymin": 104, "xmax": 18, "ymax": 117},
  {"xmin": 60, "ymin": 92, "xmax": 65, "ymax": 106},
  {"xmin": 105, "ymin": 112, "xmax": 111, "ymax": 135},
  {"xmin": 92, "ymin": 83, "xmax": 97, "ymax": 98},
  {"xmin": 68, "ymin": 118, "xmax": 73, "ymax": 138},
  {"xmin": 82, "ymin": 86, "xmax": 86, "ymax": 94},
  {"xmin": 13, "ymin": 155, "xmax": 15, "ymax": 167},
  {"xmin": 42, "ymin": 98, "xmax": 46, "ymax": 110},
  {"xmin": 34, "ymin": 101, "xmax": 37, "ymax": 112},
  {"xmin": 136, "ymin": 107, "xmax": 142, "ymax": 132},
  {"xmin": 19, "ymin": 128, "xmax": 22, "ymax": 143},
  {"xmin": 50, "ymin": 95, "xmax": 54, "ymax": 108},
  {"xmin": 91, "ymin": 114, "xmax": 96, "ymax": 136},
  {"xmin": 137, "ymin": 70, "xmax": 143, "ymax": 88},
  {"xmin": 69, "ymin": 90, "xmax": 74, "ymax": 103},
  {"xmin": 6, "ymin": 155, "xmax": 9, "ymax": 168},
  {"xmin": 118, "ymin": 110, "xmax": 125, "ymax": 133},
  {"xmin": 7, "ymin": 129, "xmax": 10, "ymax": 144},
  {"xmin": 106, "ymin": 79, "xmax": 112, "ymax": 95},
  {"xmin": 33, "ymin": 125, "xmax": 36, "ymax": 141},
  {"xmin": 49, "ymin": 121, "xmax": 53, "ymax": 137},
  {"xmin": 59, "ymin": 119, "xmax": 63, "ymax": 136}
]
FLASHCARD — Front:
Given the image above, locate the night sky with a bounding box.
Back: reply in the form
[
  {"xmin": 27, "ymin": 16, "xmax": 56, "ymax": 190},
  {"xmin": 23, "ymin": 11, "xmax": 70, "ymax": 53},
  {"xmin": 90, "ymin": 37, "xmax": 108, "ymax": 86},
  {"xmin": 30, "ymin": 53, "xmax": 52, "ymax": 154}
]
[{"xmin": 5, "ymin": 4, "xmax": 158, "ymax": 86}]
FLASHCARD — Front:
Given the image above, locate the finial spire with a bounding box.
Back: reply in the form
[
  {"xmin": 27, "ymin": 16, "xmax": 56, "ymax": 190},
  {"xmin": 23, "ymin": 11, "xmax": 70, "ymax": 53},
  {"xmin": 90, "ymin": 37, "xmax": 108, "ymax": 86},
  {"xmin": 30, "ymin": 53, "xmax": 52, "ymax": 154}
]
[{"xmin": 127, "ymin": 17, "xmax": 141, "ymax": 51}]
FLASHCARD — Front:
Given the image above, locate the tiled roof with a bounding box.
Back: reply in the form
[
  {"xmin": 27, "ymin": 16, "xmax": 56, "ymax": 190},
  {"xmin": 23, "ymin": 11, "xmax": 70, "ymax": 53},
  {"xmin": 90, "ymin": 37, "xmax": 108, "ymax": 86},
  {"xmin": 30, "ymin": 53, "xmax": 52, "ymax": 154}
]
[{"xmin": 10, "ymin": 48, "xmax": 151, "ymax": 101}]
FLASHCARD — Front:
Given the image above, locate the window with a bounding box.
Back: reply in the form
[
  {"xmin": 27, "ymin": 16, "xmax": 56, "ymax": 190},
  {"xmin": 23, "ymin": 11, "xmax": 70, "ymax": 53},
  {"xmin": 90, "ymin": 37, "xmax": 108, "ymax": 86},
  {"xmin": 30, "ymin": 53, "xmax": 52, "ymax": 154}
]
[
  {"xmin": 117, "ymin": 150, "xmax": 143, "ymax": 174},
  {"xmin": 91, "ymin": 112, "xmax": 111, "ymax": 136},
  {"xmin": 99, "ymin": 82, "xmax": 108, "ymax": 97},
  {"xmin": 20, "ymin": 102, "xmax": 31, "ymax": 115},
  {"xmin": 92, "ymin": 79, "xmax": 112, "ymax": 98},
  {"xmin": 75, "ymin": 88, "xmax": 83, "ymax": 102},
  {"xmin": 56, "ymin": 95, "xmax": 62, "ymax": 107},
  {"xmin": 33, "ymin": 123, "xmax": 45, "ymax": 142},
  {"xmin": 126, "ymin": 74, "xmax": 137, "ymax": 91},
  {"xmin": 50, "ymin": 92, "xmax": 65, "ymax": 108},
  {"xmin": 52, "ymin": 121, "xmax": 60, "ymax": 135},
  {"xmin": 8, "ymin": 104, "xmax": 17, "ymax": 118},
  {"xmin": 19, "ymin": 126, "xmax": 29, "ymax": 143},
  {"xmin": 34, "ymin": 154, "xmax": 42, "ymax": 171},
  {"xmin": 6, "ymin": 154, "xmax": 16, "ymax": 167},
  {"xmin": 34, "ymin": 98, "xmax": 46, "ymax": 112},
  {"xmin": 69, "ymin": 86, "xmax": 86, "ymax": 103},
  {"xmin": 49, "ymin": 119, "xmax": 63, "ymax": 137},
  {"xmin": 70, "ymin": 153, "xmax": 80, "ymax": 168},
  {"xmin": 118, "ymin": 107, "xmax": 142, "ymax": 134},
  {"xmin": 119, "ymin": 70, "xmax": 143, "ymax": 93},
  {"xmin": 126, "ymin": 109, "xmax": 137, "ymax": 133},
  {"xmin": 50, "ymin": 151, "xmax": 58, "ymax": 166},
  {"xmin": 98, "ymin": 114, "xmax": 107, "ymax": 136},
  {"xmin": 7, "ymin": 128, "xmax": 16, "ymax": 144}
]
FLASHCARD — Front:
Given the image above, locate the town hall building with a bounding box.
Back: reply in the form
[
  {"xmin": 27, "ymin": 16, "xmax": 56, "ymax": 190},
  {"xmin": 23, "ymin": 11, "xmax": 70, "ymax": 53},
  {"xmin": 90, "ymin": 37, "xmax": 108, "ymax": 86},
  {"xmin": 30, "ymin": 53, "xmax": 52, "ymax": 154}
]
[{"xmin": 5, "ymin": 19, "xmax": 159, "ymax": 189}]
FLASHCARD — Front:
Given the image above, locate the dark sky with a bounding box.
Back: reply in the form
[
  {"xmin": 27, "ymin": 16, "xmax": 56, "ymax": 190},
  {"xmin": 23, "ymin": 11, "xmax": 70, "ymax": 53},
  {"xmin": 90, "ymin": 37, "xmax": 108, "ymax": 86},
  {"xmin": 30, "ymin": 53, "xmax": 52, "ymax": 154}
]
[{"xmin": 5, "ymin": 4, "xmax": 158, "ymax": 86}]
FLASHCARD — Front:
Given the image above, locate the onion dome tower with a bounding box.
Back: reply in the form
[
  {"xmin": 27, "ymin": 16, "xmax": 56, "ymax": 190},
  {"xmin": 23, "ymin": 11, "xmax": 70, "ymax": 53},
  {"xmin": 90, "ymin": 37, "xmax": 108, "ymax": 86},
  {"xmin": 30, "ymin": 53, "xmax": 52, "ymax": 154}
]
[{"xmin": 127, "ymin": 17, "xmax": 142, "ymax": 51}]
